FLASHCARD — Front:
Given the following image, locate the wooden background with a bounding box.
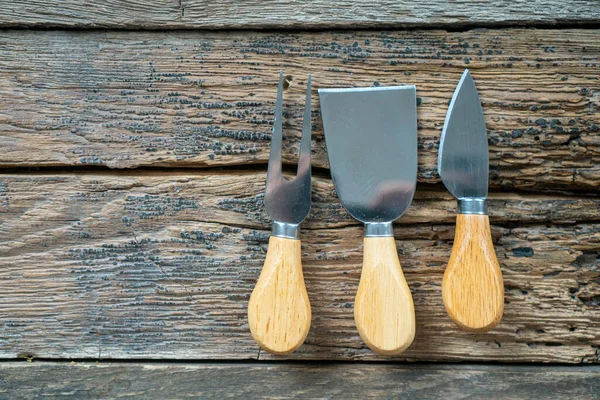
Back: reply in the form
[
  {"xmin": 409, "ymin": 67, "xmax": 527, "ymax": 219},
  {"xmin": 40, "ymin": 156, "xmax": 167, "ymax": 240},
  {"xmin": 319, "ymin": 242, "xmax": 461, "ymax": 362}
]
[{"xmin": 0, "ymin": 1, "xmax": 599, "ymax": 398}]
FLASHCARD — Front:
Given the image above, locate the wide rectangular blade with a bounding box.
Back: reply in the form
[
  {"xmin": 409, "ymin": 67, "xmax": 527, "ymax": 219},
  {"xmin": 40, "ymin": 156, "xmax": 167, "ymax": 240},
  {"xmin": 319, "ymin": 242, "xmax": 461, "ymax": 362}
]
[
  {"xmin": 438, "ymin": 69, "xmax": 489, "ymax": 199},
  {"xmin": 319, "ymin": 86, "xmax": 417, "ymax": 223}
]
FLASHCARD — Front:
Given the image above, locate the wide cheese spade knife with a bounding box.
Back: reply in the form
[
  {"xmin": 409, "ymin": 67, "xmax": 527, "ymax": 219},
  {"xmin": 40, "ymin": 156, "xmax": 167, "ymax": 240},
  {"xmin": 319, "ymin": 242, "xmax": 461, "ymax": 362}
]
[
  {"xmin": 438, "ymin": 69, "xmax": 504, "ymax": 332},
  {"xmin": 319, "ymin": 85, "xmax": 417, "ymax": 355}
]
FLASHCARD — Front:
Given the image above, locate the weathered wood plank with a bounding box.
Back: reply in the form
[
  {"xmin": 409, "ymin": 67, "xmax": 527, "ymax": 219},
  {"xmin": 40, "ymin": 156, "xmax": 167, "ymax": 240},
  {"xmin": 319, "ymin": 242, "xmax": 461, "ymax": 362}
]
[
  {"xmin": 0, "ymin": 29, "xmax": 599, "ymax": 190},
  {"xmin": 0, "ymin": 172, "xmax": 599, "ymax": 362},
  {"xmin": 2, "ymin": 362, "xmax": 600, "ymax": 399},
  {"xmin": 0, "ymin": 1, "xmax": 599, "ymax": 29}
]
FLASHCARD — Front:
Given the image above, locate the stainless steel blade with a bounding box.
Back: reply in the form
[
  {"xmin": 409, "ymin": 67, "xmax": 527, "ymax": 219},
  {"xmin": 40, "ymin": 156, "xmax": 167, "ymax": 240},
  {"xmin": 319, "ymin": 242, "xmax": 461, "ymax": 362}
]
[
  {"xmin": 438, "ymin": 69, "xmax": 489, "ymax": 200},
  {"xmin": 319, "ymin": 86, "xmax": 417, "ymax": 224}
]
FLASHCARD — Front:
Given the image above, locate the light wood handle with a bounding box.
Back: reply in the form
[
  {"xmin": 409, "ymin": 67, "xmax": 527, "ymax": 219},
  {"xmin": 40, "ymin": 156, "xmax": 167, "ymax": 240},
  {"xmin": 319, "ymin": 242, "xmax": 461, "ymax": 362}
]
[
  {"xmin": 442, "ymin": 214, "xmax": 504, "ymax": 332},
  {"xmin": 354, "ymin": 237, "xmax": 415, "ymax": 356},
  {"xmin": 248, "ymin": 236, "xmax": 311, "ymax": 355}
]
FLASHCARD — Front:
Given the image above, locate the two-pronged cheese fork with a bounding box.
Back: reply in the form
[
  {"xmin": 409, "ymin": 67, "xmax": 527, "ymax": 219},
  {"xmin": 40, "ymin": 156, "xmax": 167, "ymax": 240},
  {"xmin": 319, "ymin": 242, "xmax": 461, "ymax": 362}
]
[{"xmin": 248, "ymin": 71, "xmax": 313, "ymax": 355}]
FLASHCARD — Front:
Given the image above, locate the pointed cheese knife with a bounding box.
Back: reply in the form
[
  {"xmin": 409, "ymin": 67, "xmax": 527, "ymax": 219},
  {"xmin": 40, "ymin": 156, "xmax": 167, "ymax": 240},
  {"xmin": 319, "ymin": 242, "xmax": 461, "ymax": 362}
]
[{"xmin": 438, "ymin": 69, "xmax": 504, "ymax": 332}]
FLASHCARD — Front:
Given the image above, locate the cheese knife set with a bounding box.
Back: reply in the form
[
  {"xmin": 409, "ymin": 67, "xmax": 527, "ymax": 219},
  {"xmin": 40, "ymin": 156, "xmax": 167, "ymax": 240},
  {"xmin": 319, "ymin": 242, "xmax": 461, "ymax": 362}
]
[{"xmin": 248, "ymin": 69, "xmax": 504, "ymax": 356}]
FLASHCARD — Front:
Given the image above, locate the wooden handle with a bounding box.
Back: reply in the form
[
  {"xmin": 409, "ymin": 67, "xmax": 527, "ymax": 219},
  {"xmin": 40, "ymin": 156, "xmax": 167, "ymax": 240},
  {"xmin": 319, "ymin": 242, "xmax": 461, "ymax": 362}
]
[
  {"xmin": 442, "ymin": 214, "xmax": 504, "ymax": 332},
  {"xmin": 248, "ymin": 236, "xmax": 311, "ymax": 355},
  {"xmin": 354, "ymin": 237, "xmax": 415, "ymax": 356}
]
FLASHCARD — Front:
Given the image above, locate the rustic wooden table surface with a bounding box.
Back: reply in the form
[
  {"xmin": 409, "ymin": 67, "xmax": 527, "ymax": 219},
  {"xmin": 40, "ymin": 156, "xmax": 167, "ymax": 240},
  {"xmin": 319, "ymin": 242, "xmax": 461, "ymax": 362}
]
[{"xmin": 1, "ymin": 1, "xmax": 600, "ymax": 398}]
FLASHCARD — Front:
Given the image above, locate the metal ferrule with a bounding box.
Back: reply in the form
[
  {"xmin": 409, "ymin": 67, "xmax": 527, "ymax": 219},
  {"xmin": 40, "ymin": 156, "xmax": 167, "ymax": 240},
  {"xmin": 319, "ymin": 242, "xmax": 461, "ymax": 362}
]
[
  {"xmin": 364, "ymin": 221, "xmax": 394, "ymax": 237},
  {"xmin": 458, "ymin": 198, "xmax": 488, "ymax": 215},
  {"xmin": 272, "ymin": 221, "xmax": 300, "ymax": 240}
]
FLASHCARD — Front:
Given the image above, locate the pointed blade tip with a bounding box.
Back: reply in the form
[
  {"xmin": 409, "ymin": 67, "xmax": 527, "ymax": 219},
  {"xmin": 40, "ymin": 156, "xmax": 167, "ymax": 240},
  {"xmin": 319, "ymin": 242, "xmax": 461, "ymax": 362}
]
[{"xmin": 456, "ymin": 69, "xmax": 474, "ymax": 91}]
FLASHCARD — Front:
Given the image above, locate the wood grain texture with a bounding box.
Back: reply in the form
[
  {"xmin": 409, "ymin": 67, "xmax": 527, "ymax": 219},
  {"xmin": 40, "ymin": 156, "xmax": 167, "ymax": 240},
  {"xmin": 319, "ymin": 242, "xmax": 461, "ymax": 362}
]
[
  {"xmin": 0, "ymin": 1, "xmax": 598, "ymax": 29},
  {"xmin": 0, "ymin": 29, "xmax": 598, "ymax": 190},
  {"xmin": 443, "ymin": 214, "xmax": 504, "ymax": 332},
  {"xmin": 355, "ymin": 237, "xmax": 415, "ymax": 356},
  {"xmin": 2, "ymin": 362, "xmax": 600, "ymax": 399},
  {"xmin": 1, "ymin": 172, "xmax": 600, "ymax": 362},
  {"xmin": 248, "ymin": 236, "xmax": 311, "ymax": 355}
]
